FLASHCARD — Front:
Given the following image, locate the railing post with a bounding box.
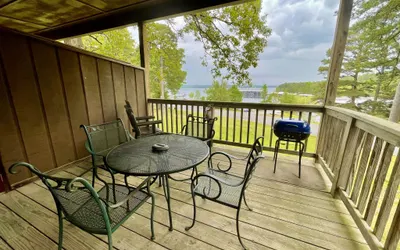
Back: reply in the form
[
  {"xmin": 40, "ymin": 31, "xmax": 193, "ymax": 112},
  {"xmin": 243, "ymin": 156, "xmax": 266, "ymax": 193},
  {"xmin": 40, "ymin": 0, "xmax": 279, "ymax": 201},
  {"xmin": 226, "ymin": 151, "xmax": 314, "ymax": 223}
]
[{"xmin": 330, "ymin": 116, "xmax": 354, "ymax": 196}]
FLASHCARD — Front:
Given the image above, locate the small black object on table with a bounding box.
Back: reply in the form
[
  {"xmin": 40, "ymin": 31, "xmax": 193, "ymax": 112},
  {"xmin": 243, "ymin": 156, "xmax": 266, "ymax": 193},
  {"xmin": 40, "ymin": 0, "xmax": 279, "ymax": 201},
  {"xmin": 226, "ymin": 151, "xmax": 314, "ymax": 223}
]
[
  {"xmin": 273, "ymin": 119, "xmax": 311, "ymax": 178},
  {"xmin": 105, "ymin": 134, "xmax": 210, "ymax": 231}
]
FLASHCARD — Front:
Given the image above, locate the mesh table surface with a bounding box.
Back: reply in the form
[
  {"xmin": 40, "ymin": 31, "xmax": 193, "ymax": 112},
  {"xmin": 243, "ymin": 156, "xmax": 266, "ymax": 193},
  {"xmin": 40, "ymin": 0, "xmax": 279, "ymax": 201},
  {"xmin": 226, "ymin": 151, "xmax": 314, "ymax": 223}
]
[{"xmin": 106, "ymin": 134, "xmax": 210, "ymax": 176}]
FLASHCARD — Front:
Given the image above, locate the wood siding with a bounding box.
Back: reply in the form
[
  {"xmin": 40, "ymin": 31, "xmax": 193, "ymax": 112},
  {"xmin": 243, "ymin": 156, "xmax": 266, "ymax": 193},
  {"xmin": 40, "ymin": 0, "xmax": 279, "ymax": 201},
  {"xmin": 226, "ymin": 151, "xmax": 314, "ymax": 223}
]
[{"xmin": 0, "ymin": 28, "xmax": 147, "ymax": 186}]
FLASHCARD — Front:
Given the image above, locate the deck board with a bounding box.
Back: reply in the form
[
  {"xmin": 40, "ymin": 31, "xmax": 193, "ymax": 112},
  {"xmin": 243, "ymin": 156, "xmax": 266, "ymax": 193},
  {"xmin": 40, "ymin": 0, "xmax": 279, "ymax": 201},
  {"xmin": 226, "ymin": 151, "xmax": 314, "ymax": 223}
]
[{"xmin": 0, "ymin": 149, "xmax": 370, "ymax": 250}]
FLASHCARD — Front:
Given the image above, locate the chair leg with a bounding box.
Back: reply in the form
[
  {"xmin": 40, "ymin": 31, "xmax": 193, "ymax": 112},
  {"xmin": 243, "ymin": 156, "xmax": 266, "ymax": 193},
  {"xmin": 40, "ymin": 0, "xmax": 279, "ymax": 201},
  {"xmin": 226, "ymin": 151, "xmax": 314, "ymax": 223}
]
[
  {"xmin": 57, "ymin": 208, "xmax": 63, "ymax": 250},
  {"xmin": 243, "ymin": 191, "xmax": 252, "ymax": 211},
  {"xmin": 185, "ymin": 183, "xmax": 197, "ymax": 231},
  {"xmin": 149, "ymin": 192, "xmax": 156, "ymax": 240},
  {"xmin": 236, "ymin": 207, "xmax": 247, "ymax": 249},
  {"xmin": 298, "ymin": 142, "xmax": 304, "ymax": 178},
  {"xmin": 107, "ymin": 233, "xmax": 113, "ymax": 250}
]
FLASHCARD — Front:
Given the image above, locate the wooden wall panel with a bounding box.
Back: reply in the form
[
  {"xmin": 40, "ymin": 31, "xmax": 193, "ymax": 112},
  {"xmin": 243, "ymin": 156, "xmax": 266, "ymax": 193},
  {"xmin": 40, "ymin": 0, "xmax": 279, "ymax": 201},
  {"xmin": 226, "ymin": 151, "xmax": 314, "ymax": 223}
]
[
  {"xmin": 124, "ymin": 66, "xmax": 139, "ymax": 115},
  {"xmin": 80, "ymin": 55, "xmax": 103, "ymax": 125},
  {"xmin": 0, "ymin": 28, "xmax": 148, "ymax": 186},
  {"xmin": 0, "ymin": 32, "xmax": 55, "ymax": 173},
  {"xmin": 112, "ymin": 63, "xmax": 127, "ymax": 124},
  {"xmin": 58, "ymin": 49, "xmax": 89, "ymax": 159},
  {"xmin": 135, "ymin": 69, "xmax": 147, "ymax": 116},
  {"xmin": 30, "ymin": 40, "xmax": 76, "ymax": 166},
  {"xmin": 97, "ymin": 59, "xmax": 117, "ymax": 122},
  {"xmin": 0, "ymin": 57, "xmax": 29, "ymax": 184}
]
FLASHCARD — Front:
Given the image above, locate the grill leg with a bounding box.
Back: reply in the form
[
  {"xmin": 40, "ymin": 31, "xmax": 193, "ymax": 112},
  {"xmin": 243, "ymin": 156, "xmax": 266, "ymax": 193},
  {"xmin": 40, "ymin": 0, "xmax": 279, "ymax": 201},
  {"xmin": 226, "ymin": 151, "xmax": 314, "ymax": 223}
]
[
  {"xmin": 298, "ymin": 142, "xmax": 305, "ymax": 178},
  {"xmin": 273, "ymin": 139, "xmax": 280, "ymax": 173}
]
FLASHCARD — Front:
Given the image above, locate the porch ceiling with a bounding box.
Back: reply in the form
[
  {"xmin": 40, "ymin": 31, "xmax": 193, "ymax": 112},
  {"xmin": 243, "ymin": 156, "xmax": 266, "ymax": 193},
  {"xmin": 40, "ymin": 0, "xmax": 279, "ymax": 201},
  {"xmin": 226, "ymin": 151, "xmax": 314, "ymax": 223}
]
[{"xmin": 0, "ymin": 0, "xmax": 246, "ymax": 39}]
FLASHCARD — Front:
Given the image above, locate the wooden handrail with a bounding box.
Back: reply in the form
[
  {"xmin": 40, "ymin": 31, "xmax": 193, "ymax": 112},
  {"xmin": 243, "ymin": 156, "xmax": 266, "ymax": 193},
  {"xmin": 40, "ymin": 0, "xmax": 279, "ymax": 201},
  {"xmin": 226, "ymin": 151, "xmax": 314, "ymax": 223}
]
[
  {"xmin": 148, "ymin": 98, "xmax": 324, "ymax": 112},
  {"xmin": 326, "ymin": 106, "xmax": 400, "ymax": 146}
]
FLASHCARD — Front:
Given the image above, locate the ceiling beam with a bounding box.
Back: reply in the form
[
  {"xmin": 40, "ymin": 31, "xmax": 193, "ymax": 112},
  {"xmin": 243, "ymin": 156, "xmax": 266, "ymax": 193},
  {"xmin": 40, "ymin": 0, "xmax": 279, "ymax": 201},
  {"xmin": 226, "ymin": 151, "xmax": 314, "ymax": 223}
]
[{"xmin": 35, "ymin": 0, "xmax": 246, "ymax": 39}]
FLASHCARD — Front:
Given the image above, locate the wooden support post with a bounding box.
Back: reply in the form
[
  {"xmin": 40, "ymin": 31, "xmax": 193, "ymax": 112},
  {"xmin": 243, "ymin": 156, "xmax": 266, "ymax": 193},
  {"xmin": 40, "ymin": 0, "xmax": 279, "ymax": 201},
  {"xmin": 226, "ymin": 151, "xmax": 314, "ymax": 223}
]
[
  {"xmin": 138, "ymin": 21, "xmax": 150, "ymax": 115},
  {"xmin": 324, "ymin": 0, "xmax": 353, "ymax": 106}
]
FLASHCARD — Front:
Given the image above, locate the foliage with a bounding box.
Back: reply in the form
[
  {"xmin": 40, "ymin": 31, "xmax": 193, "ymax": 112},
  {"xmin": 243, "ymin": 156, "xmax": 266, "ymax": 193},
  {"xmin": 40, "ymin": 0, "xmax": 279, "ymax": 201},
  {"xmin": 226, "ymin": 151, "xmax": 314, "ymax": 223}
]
[
  {"xmin": 260, "ymin": 84, "xmax": 268, "ymax": 103},
  {"xmin": 179, "ymin": 0, "xmax": 271, "ymax": 86},
  {"xmin": 265, "ymin": 92, "xmax": 313, "ymax": 105},
  {"xmin": 78, "ymin": 24, "xmax": 186, "ymax": 99},
  {"xmin": 205, "ymin": 80, "xmax": 243, "ymax": 102},
  {"xmin": 189, "ymin": 90, "xmax": 205, "ymax": 100},
  {"xmin": 147, "ymin": 23, "xmax": 187, "ymax": 98},
  {"xmin": 81, "ymin": 28, "xmax": 140, "ymax": 66},
  {"xmin": 317, "ymin": 0, "xmax": 400, "ymax": 117},
  {"xmin": 276, "ymin": 81, "xmax": 326, "ymax": 101}
]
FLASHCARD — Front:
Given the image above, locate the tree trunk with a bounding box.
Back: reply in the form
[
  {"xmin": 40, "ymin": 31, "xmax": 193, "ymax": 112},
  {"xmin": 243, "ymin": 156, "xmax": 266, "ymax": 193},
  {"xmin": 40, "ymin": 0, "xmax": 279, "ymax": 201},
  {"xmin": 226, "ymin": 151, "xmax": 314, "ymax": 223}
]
[
  {"xmin": 351, "ymin": 72, "xmax": 358, "ymax": 106},
  {"xmin": 389, "ymin": 82, "xmax": 400, "ymax": 123}
]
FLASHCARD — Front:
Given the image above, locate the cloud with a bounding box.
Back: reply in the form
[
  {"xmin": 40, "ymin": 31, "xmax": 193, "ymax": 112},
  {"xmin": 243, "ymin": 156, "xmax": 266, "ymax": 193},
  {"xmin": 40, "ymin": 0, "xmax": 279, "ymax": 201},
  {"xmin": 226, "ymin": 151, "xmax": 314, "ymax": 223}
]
[{"xmin": 175, "ymin": 0, "xmax": 339, "ymax": 87}]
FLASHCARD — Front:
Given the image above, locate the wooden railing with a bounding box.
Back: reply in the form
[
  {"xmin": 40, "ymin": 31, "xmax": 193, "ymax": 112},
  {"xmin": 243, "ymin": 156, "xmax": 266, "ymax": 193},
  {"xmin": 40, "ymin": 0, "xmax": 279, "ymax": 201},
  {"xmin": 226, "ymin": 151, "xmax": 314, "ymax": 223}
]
[
  {"xmin": 148, "ymin": 98, "xmax": 323, "ymax": 157},
  {"xmin": 317, "ymin": 106, "xmax": 400, "ymax": 250}
]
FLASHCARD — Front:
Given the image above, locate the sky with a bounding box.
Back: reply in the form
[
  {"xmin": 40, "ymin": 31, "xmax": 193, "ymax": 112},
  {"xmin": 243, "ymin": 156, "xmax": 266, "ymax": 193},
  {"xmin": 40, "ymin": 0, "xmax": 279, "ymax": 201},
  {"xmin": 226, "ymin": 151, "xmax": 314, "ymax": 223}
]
[{"xmin": 176, "ymin": 0, "xmax": 339, "ymax": 87}]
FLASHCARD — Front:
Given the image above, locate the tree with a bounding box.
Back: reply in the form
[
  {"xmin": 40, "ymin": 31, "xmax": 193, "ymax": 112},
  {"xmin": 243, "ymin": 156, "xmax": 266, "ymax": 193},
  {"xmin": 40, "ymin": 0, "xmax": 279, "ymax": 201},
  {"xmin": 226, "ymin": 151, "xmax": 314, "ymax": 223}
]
[
  {"xmin": 229, "ymin": 85, "xmax": 243, "ymax": 102},
  {"xmin": 179, "ymin": 0, "xmax": 271, "ymax": 86},
  {"xmin": 147, "ymin": 23, "xmax": 187, "ymax": 98},
  {"xmin": 76, "ymin": 25, "xmax": 186, "ymax": 99},
  {"xmin": 189, "ymin": 90, "xmax": 205, "ymax": 100},
  {"xmin": 81, "ymin": 28, "xmax": 140, "ymax": 66},
  {"xmin": 205, "ymin": 80, "xmax": 243, "ymax": 102},
  {"xmin": 260, "ymin": 84, "xmax": 268, "ymax": 103},
  {"xmin": 318, "ymin": 31, "xmax": 370, "ymax": 108}
]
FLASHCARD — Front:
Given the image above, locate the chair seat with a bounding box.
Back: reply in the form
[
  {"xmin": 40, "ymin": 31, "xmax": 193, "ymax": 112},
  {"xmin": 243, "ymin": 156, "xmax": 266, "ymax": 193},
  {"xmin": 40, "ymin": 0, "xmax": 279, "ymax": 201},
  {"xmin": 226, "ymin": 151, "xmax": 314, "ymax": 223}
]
[
  {"xmin": 54, "ymin": 184, "xmax": 150, "ymax": 234},
  {"xmin": 193, "ymin": 169, "xmax": 244, "ymax": 208}
]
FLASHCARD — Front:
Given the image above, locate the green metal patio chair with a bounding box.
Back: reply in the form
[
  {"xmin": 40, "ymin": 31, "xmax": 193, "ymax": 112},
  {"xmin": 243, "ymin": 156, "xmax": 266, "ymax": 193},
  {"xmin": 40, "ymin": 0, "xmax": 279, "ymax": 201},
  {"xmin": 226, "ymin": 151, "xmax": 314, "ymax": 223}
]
[
  {"xmin": 80, "ymin": 119, "xmax": 133, "ymax": 188},
  {"xmin": 181, "ymin": 114, "xmax": 217, "ymax": 147},
  {"xmin": 185, "ymin": 137, "xmax": 264, "ymax": 250},
  {"xmin": 9, "ymin": 162, "xmax": 155, "ymax": 250}
]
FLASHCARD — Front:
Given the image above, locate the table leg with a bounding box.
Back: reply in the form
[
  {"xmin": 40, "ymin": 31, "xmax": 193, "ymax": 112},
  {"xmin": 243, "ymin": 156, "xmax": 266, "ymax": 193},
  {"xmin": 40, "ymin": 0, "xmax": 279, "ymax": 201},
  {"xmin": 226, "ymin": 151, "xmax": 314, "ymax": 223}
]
[{"xmin": 161, "ymin": 174, "xmax": 173, "ymax": 231}]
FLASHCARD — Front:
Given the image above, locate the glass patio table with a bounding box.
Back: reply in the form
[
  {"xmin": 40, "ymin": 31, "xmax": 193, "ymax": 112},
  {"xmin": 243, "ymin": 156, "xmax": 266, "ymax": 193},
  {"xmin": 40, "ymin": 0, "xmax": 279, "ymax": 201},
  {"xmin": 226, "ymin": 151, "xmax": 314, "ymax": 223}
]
[{"xmin": 105, "ymin": 133, "xmax": 210, "ymax": 231}]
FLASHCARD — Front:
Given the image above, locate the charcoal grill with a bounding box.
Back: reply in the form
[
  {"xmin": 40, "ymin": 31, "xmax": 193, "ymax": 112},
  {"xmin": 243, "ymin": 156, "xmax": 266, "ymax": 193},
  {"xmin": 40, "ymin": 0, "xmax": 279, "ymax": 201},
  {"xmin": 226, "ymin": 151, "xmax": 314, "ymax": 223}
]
[{"xmin": 272, "ymin": 119, "xmax": 311, "ymax": 178}]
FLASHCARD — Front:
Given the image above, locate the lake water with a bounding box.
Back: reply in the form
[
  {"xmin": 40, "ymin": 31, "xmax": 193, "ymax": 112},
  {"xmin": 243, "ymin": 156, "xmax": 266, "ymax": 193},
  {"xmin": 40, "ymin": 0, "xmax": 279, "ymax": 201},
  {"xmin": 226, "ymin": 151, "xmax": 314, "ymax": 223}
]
[{"xmin": 177, "ymin": 86, "xmax": 277, "ymax": 103}]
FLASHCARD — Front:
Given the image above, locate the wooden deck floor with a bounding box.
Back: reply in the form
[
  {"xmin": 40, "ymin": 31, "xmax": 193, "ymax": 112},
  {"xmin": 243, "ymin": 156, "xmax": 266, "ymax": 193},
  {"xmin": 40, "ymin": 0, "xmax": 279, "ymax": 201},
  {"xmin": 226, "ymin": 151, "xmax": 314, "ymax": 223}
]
[{"xmin": 0, "ymin": 146, "xmax": 370, "ymax": 250}]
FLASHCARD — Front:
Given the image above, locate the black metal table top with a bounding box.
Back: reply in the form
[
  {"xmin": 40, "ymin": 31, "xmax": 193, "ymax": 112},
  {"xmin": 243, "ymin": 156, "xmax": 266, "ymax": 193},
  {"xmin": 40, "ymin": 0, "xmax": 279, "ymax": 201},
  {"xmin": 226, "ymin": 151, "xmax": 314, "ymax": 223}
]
[{"xmin": 105, "ymin": 134, "xmax": 210, "ymax": 176}]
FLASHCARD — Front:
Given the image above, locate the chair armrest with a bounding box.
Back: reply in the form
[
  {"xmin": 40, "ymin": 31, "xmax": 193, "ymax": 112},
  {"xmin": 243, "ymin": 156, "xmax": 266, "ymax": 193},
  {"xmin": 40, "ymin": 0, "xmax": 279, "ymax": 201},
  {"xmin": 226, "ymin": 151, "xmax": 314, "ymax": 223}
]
[
  {"xmin": 208, "ymin": 152, "xmax": 233, "ymax": 172},
  {"xmin": 105, "ymin": 176, "xmax": 152, "ymax": 209},
  {"xmin": 137, "ymin": 120, "xmax": 162, "ymax": 126},
  {"xmin": 181, "ymin": 125, "xmax": 187, "ymax": 135},
  {"xmin": 84, "ymin": 141, "xmax": 103, "ymax": 157},
  {"xmin": 136, "ymin": 116, "xmax": 155, "ymax": 121}
]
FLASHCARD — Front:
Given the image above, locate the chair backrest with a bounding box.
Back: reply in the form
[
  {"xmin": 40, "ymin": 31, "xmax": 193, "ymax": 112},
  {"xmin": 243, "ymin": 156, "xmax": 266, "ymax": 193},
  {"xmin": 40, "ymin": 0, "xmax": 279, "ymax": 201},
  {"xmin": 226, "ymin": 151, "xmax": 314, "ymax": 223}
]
[
  {"xmin": 8, "ymin": 162, "xmax": 110, "ymax": 231},
  {"xmin": 243, "ymin": 137, "xmax": 264, "ymax": 184},
  {"xmin": 124, "ymin": 100, "xmax": 141, "ymax": 138},
  {"xmin": 183, "ymin": 114, "xmax": 217, "ymax": 140},
  {"xmin": 81, "ymin": 119, "xmax": 130, "ymax": 157}
]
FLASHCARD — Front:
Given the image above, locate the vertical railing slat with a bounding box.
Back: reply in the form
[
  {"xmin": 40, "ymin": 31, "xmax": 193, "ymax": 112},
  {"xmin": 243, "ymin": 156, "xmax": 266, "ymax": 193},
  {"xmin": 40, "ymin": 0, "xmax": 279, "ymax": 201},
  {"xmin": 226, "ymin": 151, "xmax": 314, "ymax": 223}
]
[
  {"xmin": 240, "ymin": 108, "xmax": 244, "ymax": 143},
  {"xmin": 246, "ymin": 109, "xmax": 251, "ymax": 144},
  {"xmin": 254, "ymin": 109, "xmax": 259, "ymax": 142},
  {"xmin": 269, "ymin": 110, "xmax": 275, "ymax": 148},
  {"xmin": 233, "ymin": 108, "xmax": 237, "ymax": 142},
  {"xmin": 226, "ymin": 108, "xmax": 230, "ymax": 141}
]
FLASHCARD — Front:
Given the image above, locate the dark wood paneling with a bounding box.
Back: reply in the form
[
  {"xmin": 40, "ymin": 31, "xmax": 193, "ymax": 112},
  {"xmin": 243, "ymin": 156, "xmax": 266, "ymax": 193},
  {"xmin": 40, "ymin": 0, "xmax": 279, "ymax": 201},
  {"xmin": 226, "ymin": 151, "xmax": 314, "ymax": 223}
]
[
  {"xmin": 0, "ymin": 55, "xmax": 29, "ymax": 184},
  {"xmin": 58, "ymin": 49, "xmax": 89, "ymax": 159},
  {"xmin": 30, "ymin": 40, "xmax": 76, "ymax": 166},
  {"xmin": 0, "ymin": 32, "xmax": 54, "ymax": 173},
  {"xmin": 135, "ymin": 69, "xmax": 147, "ymax": 116},
  {"xmin": 0, "ymin": 28, "xmax": 148, "ymax": 186},
  {"xmin": 97, "ymin": 59, "xmax": 116, "ymax": 122},
  {"xmin": 80, "ymin": 54, "xmax": 103, "ymax": 125},
  {"xmin": 111, "ymin": 63, "xmax": 126, "ymax": 123}
]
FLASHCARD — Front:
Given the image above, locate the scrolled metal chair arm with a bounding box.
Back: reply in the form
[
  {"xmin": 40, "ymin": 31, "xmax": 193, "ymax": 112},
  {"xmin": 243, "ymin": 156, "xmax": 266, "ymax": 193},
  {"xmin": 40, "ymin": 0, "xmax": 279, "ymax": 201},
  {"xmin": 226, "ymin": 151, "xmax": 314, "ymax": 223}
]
[
  {"xmin": 192, "ymin": 174, "xmax": 223, "ymax": 200},
  {"xmin": 208, "ymin": 152, "xmax": 233, "ymax": 172}
]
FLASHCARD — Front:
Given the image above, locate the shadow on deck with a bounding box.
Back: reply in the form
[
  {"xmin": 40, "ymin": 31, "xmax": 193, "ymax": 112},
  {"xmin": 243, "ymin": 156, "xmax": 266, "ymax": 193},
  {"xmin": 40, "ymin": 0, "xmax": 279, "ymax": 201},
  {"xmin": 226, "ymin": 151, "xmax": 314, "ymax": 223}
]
[{"xmin": 0, "ymin": 146, "xmax": 369, "ymax": 250}]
